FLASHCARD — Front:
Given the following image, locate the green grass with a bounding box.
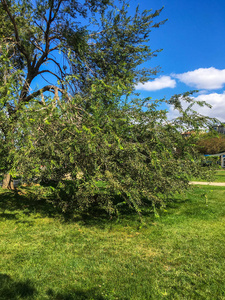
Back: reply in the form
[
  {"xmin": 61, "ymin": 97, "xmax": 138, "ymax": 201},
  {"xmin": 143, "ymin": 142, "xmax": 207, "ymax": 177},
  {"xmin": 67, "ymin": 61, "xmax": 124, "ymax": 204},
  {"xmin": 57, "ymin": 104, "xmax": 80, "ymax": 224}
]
[
  {"xmin": 191, "ymin": 169, "xmax": 225, "ymax": 182},
  {"xmin": 0, "ymin": 186, "xmax": 225, "ymax": 299},
  {"xmin": 213, "ymin": 169, "xmax": 225, "ymax": 182}
]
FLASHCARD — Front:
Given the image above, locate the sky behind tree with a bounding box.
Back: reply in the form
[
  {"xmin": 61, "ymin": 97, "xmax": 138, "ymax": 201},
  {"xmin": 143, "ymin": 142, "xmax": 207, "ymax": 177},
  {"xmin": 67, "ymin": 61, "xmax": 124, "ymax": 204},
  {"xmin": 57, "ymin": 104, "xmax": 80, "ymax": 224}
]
[
  {"xmin": 31, "ymin": 0, "xmax": 225, "ymax": 122},
  {"xmin": 135, "ymin": 0, "xmax": 225, "ymax": 121}
]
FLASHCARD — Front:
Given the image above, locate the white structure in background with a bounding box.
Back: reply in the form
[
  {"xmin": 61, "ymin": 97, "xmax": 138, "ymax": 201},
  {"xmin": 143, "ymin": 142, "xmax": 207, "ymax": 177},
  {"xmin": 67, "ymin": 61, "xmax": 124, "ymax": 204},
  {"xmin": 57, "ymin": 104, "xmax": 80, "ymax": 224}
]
[{"xmin": 211, "ymin": 124, "xmax": 225, "ymax": 134}]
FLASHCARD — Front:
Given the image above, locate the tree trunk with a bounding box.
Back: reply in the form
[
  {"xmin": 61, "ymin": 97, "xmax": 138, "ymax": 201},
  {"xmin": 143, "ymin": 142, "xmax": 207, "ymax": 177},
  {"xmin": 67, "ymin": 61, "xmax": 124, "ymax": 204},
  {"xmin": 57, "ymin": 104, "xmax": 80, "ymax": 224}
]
[{"xmin": 2, "ymin": 173, "xmax": 14, "ymax": 189}]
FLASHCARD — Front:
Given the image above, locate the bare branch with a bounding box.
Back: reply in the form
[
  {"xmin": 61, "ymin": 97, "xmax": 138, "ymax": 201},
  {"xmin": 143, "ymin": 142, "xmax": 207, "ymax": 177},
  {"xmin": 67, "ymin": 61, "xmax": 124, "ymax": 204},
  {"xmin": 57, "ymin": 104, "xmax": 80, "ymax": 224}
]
[
  {"xmin": 34, "ymin": 20, "xmax": 45, "ymax": 33},
  {"xmin": 49, "ymin": 45, "xmax": 60, "ymax": 52},
  {"xmin": 49, "ymin": 35, "xmax": 61, "ymax": 41},
  {"xmin": 34, "ymin": 0, "xmax": 63, "ymax": 73},
  {"xmin": 46, "ymin": 57, "xmax": 66, "ymax": 76},
  {"xmin": 40, "ymin": 73, "xmax": 55, "ymax": 85},
  {"xmin": 51, "ymin": 0, "xmax": 63, "ymax": 22},
  {"xmin": 37, "ymin": 70, "xmax": 62, "ymax": 81},
  {"xmin": 34, "ymin": 3, "xmax": 54, "ymax": 72},
  {"xmin": 30, "ymin": 39, "xmax": 44, "ymax": 53}
]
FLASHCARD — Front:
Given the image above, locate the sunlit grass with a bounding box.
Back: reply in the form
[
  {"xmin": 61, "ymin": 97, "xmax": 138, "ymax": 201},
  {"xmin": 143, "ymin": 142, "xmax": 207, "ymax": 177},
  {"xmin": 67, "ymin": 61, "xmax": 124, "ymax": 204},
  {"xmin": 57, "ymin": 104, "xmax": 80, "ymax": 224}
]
[
  {"xmin": 191, "ymin": 168, "xmax": 225, "ymax": 182},
  {"xmin": 213, "ymin": 169, "xmax": 225, "ymax": 182},
  {"xmin": 0, "ymin": 186, "xmax": 225, "ymax": 299}
]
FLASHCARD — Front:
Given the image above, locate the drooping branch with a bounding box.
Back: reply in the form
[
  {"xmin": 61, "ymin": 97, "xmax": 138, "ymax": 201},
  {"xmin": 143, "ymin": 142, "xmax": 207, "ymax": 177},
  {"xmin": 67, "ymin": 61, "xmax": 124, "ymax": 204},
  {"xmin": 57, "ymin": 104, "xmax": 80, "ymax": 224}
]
[
  {"xmin": 37, "ymin": 70, "xmax": 62, "ymax": 81},
  {"xmin": 46, "ymin": 57, "xmax": 66, "ymax": 77}
]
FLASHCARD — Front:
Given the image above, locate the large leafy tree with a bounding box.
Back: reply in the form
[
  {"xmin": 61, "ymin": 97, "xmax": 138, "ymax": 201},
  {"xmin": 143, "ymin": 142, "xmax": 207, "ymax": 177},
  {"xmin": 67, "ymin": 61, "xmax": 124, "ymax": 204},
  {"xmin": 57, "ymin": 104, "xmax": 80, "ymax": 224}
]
[
  {"xmin": 1, "ymin": 0, "xmax": 214, "ymax": 216},
  {"xmin": 0, "ymin": 0, "xmax": 165, "ymax": 188}
]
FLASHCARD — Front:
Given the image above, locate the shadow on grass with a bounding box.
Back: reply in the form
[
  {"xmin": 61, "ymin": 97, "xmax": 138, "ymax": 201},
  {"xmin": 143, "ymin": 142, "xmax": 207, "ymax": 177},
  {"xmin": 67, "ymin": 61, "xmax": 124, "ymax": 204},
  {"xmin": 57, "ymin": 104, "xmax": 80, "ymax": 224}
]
[
  {"xmin": 0, "ymin": 188, "xmax": 60, "ymax": 220},
  {"xmin": 0, "ymin": 273, "xmax": 36, "ymax": 299},
  {"xmin": 1, "ymin": 187, "xmax": 205, "ymax": 227},
  {"xmin": 0, "ymin": 187, "xmax": 149, "ymax": 227},
  {"xmin": 46, "ymin": 287, "xmax": 125, "ymax": 300}
]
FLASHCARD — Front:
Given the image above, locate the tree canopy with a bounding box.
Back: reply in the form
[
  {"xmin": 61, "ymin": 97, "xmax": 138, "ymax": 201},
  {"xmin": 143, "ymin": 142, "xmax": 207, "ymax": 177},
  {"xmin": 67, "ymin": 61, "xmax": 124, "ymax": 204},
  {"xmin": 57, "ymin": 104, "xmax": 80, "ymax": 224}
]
[
  {"xmin": 0, "ymin": 0, "xmax": 215, "ymax": 215},
  {"xmin": 0, "ymin": 0, "xmax": 165, "ymax": 108},
  {"xmin": 0, "ymin": 0, "xmax": 165, "ymax": 186}
]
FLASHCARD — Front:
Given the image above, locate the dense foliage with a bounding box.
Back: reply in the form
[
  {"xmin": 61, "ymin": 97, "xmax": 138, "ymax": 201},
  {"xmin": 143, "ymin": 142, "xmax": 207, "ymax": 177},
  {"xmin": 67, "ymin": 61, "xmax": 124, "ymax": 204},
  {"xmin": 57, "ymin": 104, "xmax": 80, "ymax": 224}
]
[
  {"xmin": 0, "ymin": 0, "xmax": 165, "ymax": 188},
  {"xmin": 13, "ymin": 95, "xmax": 214, "ymax": 215},
  {"xmin": 0, "ymin": 0, "xmax": 215, "ymax": 214}
]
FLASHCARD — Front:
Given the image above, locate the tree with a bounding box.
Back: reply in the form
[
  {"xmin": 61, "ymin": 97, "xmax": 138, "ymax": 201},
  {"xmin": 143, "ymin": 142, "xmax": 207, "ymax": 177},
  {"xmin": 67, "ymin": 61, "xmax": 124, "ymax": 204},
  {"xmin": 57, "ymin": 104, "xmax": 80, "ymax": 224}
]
[
  {"xmin": 0, "ymin": 42, "xmax": 23, "ymax": 188},
  {"xmin": 13, "ymin": 93, "xmax": 214, "ymax": 215},
  {"xmin": 0, "ymin": 0, "xmax": 165, "ymax": 188},
  {"xmin": 0, "ymin": 0, "xmax": 214, "ymax": 216},
  {"xmin": 196, "ymin": 132, "xmax": 225, "ymax": 154}
]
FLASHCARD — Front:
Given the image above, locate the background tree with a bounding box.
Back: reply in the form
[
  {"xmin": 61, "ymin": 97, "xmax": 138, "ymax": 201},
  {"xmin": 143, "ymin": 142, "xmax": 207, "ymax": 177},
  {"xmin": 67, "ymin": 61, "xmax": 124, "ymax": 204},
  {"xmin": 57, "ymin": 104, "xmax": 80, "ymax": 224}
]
[{"xmin": 196, "ymin": 132, "xmax": 225, "ymax": 154}]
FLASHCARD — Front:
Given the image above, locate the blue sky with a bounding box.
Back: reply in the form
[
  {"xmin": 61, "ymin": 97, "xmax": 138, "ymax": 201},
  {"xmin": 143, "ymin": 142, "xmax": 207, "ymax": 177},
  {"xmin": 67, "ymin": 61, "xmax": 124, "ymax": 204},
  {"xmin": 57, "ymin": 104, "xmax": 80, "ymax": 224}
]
[
  {"xmin": 134, "ymin": 0, "xmax": 225, "ymax": 121},
  {"xmin": 32, "ymin": 0, "xmax": 225, "ymax": 121}
]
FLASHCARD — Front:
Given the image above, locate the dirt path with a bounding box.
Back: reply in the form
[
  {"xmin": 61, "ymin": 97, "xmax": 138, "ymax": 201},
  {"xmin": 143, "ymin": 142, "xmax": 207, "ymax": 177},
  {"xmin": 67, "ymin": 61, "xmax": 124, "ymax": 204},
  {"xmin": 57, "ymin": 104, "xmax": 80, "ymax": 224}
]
[{"xmin": 189, "ymin": 181, "xmax": 225, "ymax": 186}]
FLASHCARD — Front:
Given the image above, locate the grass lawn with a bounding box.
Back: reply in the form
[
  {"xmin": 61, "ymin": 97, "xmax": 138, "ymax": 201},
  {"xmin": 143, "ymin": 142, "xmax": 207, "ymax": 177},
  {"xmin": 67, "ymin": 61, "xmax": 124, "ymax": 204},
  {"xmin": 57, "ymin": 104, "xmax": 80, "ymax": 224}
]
[
  {"xmin": 0, "ymin": 186, "xmax": 225, "ymax": 299},
  {"xmin": 191, "ymin": 169, "xmax": 225, "ymax": 183},
  {"xmin": 213, "ymin": 169, "xmax": 225, "ymax": 182}
]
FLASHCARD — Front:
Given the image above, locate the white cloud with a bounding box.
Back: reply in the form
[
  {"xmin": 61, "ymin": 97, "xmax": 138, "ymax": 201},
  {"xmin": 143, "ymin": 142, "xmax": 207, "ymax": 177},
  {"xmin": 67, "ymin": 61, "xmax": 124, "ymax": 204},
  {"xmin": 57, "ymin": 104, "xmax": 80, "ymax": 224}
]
[
  {"xmin": 173, "ymin": 67, "xmax": 225, "ymax": 90},
  {"xmin": 168, "ymin": 92, "xmax": 225, "ymax": 122},
  {"xmin": 136, "ymin": 76, "xmax": 176, "ymax": 91}
]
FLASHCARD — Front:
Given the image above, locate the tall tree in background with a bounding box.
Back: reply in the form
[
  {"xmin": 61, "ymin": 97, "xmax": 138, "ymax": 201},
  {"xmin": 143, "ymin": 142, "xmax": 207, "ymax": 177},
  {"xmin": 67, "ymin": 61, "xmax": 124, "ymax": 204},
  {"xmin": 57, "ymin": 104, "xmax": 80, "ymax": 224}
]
[{"xmin": 0, "ymin": 0, "xmax": 165, "ymax": 188}]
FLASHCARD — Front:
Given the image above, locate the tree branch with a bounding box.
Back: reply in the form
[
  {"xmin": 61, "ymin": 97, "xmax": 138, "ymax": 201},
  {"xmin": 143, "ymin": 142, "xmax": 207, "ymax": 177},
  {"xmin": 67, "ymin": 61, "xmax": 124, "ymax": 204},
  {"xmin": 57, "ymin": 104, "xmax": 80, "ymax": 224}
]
[
  {"xmin": 24, "ymin": 85, "xmax": 57, "ymax": 102},
  {"xmin": 1, "ymin": 0, "xmax": 31, "ymax": 66},
  {"xmin": 46, "ymin": 57, "xmax": 66, "ymax": 77},
  {"xmin": 34, "ymin": 0, "xmax": 63, "ymax": 73},
  {"xmin": 23, "ymin": 85, "xmax": 72, "ymax": 103},
  {"xmin": 51, "ymin": 0, "xmax": 63, "ymax": 22},
  {"xmin": 37, "ymin": 70, "xmax": 62, "ymax": 81}
]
